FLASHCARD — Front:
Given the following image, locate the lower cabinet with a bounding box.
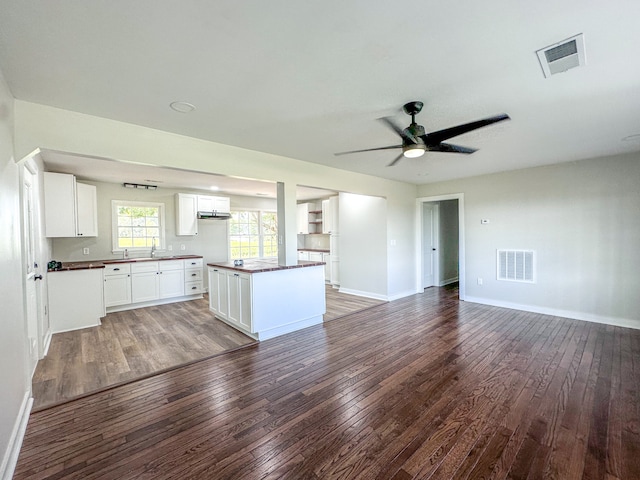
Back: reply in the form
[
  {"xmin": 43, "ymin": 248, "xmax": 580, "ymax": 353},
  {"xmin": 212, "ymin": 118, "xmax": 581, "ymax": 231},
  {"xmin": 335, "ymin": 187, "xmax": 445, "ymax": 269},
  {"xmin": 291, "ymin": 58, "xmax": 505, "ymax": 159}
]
[
  {"xmin": 208, "ymin": 267, "xmax": 252, "ymax": 333},
  {"xmin": 104, "ymin": 258, "xmax": 203, "ymax": 312}
]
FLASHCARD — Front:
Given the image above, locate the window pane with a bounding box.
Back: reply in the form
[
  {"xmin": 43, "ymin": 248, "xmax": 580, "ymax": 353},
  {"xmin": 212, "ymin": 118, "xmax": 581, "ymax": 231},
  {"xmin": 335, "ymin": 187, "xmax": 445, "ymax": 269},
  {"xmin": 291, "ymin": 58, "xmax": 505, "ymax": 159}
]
[{"xmin": 113, "ymin": 202, "xmax": 164, "ymax": 251}]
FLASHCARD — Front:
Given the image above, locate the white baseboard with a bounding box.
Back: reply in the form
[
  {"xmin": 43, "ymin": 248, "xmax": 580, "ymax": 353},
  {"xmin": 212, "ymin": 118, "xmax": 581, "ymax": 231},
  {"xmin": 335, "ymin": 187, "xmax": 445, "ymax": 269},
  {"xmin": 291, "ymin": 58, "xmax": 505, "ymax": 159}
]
[
  {"xmin": 464, "ymin": 296, "xmax": 640, "ymax": 330},
  {"xmin": 0, "ymin": 392, "xmax": 33, "ymax": 480},
  {"xmin": 439, "ymin": 276, "xmax": 459, "ymax": 287},
  {"xmin": 388, "ymin": 289, "xmax": 418, "ymax": 301},
  {"xmin": 338, "ymin": 287, "xmax": 388, "ymax": 301},
  {"xmin": 42, "ymin": 330, "xmax": 52, "ymax": 357}
]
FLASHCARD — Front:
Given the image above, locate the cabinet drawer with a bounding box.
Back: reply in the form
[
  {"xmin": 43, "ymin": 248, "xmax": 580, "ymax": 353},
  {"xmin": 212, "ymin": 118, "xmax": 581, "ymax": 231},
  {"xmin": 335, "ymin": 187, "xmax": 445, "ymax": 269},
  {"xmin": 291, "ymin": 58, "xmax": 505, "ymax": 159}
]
[
  {"xmin": 159, "ymin": 260, "xmax": 184, "ymax": 271},
  {"xmin": 104, "ymin": 263, "xmax": 131, "ymax": 275},
  {"xmin": 185, "ymin": 280, "xmax": 203, "ymax": 294},
  {"xmin": 131, "ymin": 261, "xmax": 159, "ymax": 274},
  {"xmin": 183, "ymin": 258, "xmax": 203, "ymax": 268},
  {"xmin": 185, "ymin": 268, "xmax": 202, "ymax": 281}
]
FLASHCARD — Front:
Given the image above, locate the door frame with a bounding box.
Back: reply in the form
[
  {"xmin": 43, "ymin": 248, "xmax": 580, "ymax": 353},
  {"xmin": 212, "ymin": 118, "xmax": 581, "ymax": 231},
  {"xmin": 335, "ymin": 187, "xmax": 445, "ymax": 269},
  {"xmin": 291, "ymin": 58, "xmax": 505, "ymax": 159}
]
[{"xmin": 415, "ymin": 193, "xmax": 465, "ymax": 300}]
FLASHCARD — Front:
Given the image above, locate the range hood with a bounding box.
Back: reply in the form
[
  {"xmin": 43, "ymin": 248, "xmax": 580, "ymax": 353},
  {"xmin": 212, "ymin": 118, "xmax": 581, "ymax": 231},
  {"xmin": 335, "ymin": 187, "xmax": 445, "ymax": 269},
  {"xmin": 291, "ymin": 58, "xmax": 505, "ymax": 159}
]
[{"xmin": 197, "ymin": 210, "xmax": 231, "ymax": 220}]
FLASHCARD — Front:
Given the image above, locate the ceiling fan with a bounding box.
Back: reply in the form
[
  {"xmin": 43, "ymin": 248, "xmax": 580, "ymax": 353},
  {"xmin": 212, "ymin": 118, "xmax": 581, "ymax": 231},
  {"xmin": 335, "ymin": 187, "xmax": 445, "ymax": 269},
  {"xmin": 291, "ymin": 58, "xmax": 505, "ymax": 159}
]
[{"xmin": 335, "ymin": 101, "xmax": 510, "ymax": 166}]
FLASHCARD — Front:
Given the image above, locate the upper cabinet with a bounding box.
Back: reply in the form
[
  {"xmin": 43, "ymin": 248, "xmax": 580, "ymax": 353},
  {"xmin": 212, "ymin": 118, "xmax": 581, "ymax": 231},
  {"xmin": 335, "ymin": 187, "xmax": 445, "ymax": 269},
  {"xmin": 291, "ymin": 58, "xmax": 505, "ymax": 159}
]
[
  {"xmin": 44, "ymin": 172, "xmax": 98, "ymax": 238},
  {"xmin": 323, "ymin": 196, "xmax": 339, "ymax": 234},
  {"xmin": 297, "ymin": 203, "xmax": 311, "ymax": 234},
  {"xmin": 197, "ymin": 195, "xmax": 230, "ymax": 214},
  {"xmin": 175, "ymin": 193, "xmax": 198, "ymax": 236}
]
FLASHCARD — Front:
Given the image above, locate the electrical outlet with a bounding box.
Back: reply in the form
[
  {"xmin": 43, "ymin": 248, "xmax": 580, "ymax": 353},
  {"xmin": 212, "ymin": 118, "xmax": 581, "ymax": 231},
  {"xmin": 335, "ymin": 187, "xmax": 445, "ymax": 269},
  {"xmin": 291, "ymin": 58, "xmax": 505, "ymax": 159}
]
[
  {"xmin": 83, "ymin": 248, "xmax": 90, "ymax": 255},
  {"xmin": 477, "ymin": 277, "xmax": 483, "ymax": 285},
  {"xmin": 180, "ymin": 244, "xmax": 186, "ymax": 251},
  {"xmin": 168, "ymin": 245, "xmax": 173, "ymax": 251}
]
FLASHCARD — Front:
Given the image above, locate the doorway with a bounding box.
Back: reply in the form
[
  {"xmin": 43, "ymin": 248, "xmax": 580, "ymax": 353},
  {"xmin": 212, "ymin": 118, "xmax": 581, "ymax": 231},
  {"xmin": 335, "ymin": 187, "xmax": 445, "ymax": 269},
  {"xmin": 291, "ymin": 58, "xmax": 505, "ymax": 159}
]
[{"xmin": 416, "ymin": 194, "xmax": 465, "ymax": 300}]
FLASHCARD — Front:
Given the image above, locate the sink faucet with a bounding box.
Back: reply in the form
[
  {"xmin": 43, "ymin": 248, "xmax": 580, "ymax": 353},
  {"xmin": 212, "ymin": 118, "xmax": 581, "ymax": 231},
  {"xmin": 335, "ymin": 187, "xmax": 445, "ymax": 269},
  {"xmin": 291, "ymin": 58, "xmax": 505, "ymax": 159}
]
[{"xmin": 151, "ymin": 239, "xmax": 157, "ymax": 258}]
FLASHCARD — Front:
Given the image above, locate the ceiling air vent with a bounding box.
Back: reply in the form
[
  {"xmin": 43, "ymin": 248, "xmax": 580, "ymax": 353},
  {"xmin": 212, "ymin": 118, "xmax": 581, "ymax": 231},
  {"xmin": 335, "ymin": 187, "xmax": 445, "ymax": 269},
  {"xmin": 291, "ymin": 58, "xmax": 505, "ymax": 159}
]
[{"xmin": 536, "ymin": 33, "xmax": 585, "ymax": 78}]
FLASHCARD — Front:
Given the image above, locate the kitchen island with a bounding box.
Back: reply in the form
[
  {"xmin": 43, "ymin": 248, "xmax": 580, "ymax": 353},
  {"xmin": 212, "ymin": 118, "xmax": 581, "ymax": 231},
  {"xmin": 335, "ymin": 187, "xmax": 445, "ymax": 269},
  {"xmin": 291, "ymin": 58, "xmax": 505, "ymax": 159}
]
[{"xmin": 208, "ymin": 259, "xmax": 326, "ymax": 340}]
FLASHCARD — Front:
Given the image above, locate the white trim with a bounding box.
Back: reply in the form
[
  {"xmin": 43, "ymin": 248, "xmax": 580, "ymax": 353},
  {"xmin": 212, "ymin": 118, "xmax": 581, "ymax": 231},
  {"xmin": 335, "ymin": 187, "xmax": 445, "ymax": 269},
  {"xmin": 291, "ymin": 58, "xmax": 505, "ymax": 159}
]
[
  {"xmin": 464, "ymin": 296, "xmax": 640, "ymax": 330},
  {"xmin": 0, "ymin": 392, "xmax": 33, "ymax": 480},
  {"xmin": 416, "ymin": 193, "xmax": 465, "ymax": 300},
  {"xmin": 388, "ymin": 289, "xmax": 417, "ymax": 301},
  {"xmin": 105, "ymin": 293, "xmax": 203, "ymax": 313},
  {"xmin": 42, "ymin": 330, "xmax": 52, "ymax": 357},
  {"xmin": 338, "ymin": 287, "xmax": 387, "ymax": 301},
  {"xmin": 111, "ymin": 200, "xmax": 166, "ymax": 252}
]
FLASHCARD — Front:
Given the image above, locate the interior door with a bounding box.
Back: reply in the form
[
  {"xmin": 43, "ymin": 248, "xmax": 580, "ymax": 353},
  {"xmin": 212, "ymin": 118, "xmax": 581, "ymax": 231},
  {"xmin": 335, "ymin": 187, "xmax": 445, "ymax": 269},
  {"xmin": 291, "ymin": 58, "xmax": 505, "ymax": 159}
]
[
  {"xmin": 422, "ymin": 203, "xmax": 438, "ymax": 288},
  {"xmin": 23, "ymin": 166, "xmax": 41, "ymax": 375}
]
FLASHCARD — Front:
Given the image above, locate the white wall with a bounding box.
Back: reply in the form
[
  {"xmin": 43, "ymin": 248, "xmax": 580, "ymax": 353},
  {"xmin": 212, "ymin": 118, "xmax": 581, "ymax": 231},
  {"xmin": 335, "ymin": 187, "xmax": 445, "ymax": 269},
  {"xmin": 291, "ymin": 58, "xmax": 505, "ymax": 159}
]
[
  {"xmin": 0, "ymin": 68, "xmax": 30, "ymax": 479},
  {"xmin": 418, "ymin": 153, "xmax": 640, "ymax": 328},
  {"xmin": 339, "ymin": 192, "xmax": 388, "ymax": 299},
  {"xmin": 15, "ymin": 101, "xmax": 419, "ymax": 298}
]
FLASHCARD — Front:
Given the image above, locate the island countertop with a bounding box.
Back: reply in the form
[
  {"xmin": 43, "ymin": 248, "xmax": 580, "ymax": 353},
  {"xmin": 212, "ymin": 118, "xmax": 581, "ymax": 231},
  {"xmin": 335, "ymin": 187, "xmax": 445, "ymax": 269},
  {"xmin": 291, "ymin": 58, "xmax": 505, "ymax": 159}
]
[{"xmin": 207, "ymin": 259, "xmax": 324, "ymax": 274}]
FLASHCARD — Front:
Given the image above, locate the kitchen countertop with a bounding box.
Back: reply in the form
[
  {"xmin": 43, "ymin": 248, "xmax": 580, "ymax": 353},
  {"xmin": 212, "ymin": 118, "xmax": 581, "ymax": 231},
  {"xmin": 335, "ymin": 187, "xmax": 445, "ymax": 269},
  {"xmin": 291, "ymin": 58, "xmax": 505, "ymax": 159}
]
[
  {"xmin": 48, "ymin": 255, "xmax": 203, "ymax": 272},
  {"xmin": 297, "ymin": 248, "xmax": 330, "ymax": 253},
  {"xmin": 208, "ymin": 259, "xmax": 325, "ymax": 274}
]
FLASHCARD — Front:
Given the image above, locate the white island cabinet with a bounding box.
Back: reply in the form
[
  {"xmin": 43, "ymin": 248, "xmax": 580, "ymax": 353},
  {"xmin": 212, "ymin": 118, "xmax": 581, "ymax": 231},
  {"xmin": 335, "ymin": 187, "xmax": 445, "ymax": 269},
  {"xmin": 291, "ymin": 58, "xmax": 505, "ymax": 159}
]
[{"xmin": 208, "ymin": 260, "xmax": 325, "ymax": 340}]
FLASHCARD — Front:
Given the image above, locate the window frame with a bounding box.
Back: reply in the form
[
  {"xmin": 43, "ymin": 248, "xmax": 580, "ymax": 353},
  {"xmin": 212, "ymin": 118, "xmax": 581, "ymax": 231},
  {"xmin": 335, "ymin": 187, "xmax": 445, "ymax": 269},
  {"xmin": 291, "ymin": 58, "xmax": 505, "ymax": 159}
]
[
  {"xmin": 228, "ymin": 209, "xmax": 278, "ymax": 260},
  {"xmin": 111, "ymin": 200, "xmax": 166, "ymax": 253}
]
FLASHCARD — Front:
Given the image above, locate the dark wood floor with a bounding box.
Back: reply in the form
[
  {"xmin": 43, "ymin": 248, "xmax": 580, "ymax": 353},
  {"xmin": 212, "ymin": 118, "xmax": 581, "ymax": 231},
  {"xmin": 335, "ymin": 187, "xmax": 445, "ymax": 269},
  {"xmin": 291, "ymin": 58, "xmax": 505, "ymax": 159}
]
[
  {"xmin": 16, "ymin": 286, "xmax": 640, "ymax": 479},
  {"xmin": 324, "ymin": 285, "xmax": 386, "ymax": 321}
]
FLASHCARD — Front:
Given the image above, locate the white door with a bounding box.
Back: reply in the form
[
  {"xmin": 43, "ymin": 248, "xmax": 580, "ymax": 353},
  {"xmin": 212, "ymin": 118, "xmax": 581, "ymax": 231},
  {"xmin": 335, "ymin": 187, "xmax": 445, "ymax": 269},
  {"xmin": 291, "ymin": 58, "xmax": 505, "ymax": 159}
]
[
  {"xmin": 23, "ymin": 166, "xmax": 41, "ymax": 375},
  {"xmin": 423, "ymin": 203, "xmax": 438, "ymax": 288}
]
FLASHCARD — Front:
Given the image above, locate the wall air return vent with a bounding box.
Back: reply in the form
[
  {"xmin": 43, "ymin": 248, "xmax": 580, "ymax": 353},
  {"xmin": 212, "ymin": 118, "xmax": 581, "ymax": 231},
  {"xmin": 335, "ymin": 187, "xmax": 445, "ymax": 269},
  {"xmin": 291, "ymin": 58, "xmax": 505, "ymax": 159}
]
[
  {"xmin": 536, "ymin": 33, "xmax": 585, "ymax": 78},
  {"xmin": 497, "ymin": 250, "xmax": 535, "ymax": 283}
]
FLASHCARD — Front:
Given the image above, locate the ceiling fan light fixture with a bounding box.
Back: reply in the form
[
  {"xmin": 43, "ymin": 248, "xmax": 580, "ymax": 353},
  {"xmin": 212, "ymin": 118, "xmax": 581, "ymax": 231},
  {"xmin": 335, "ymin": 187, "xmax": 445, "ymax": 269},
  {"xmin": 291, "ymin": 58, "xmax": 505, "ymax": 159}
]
[{"xmin": 403, "ymin": 144, "xmax": 426, "ymax": 158}]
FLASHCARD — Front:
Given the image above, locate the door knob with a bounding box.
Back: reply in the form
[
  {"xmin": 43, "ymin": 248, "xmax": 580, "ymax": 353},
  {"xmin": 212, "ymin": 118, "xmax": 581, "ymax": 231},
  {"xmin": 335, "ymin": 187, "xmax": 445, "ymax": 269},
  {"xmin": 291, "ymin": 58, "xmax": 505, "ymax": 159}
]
[{"xmin": 34, "ymin": 274, "xmax": 43, "ymax": 281}]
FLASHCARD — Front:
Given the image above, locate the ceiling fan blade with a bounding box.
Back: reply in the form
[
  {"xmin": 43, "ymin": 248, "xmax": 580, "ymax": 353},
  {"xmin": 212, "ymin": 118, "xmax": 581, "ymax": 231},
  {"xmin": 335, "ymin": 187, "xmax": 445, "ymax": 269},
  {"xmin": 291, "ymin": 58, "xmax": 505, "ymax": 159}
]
[
  {"xmin": 428, "ymin": 143, "xmax": 477, "ymax": 154},
  {"xmin": 334, "ymin": 145, "xmax": 402, "ymax": 156},
  {"xmin": 424, "ymin": 114, "xmax": 510, "ymax": 145},
  {"xmin": 378, "ymin": 117, "xmax": 418, "ymax": 144},
  {"xmin": 387, "ymin": 154, "xmax": 404, "ymax": 167}
]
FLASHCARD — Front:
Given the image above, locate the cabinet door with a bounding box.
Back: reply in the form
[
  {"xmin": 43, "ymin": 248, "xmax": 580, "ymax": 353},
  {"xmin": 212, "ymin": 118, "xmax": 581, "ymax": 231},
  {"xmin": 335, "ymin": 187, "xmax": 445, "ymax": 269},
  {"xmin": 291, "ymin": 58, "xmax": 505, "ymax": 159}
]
[
  {"xmin": 131, "ymin": 272, "xmax": 159, "ymax": 303},
  {"xmin": 76, "ymin": 182, "xmax": 98, "ymax": 237},
  {"xmin": 104, "ymin": 274, "xmax": 132, "ymax": 307},
  {"xmin": 228, "ymin": 272, "xmax": 241, "ymax": 326},
  {"xmin": 296, "ymin": 203, "xmax": 310, "ymax": 234},
  {"xmin": 298, "ymin": 251, "xmax": 309, "ymax": 261},
  {"xmin": 175, "ymin": 193, "xmax": 198, "ymax": 236},
  {"xmin": 159, "ymin": 269, "xmax": 184, "ymax": 298},
  {"xmin": 322, "ymin": 199, "xmax": 329, "ymax": 234},
  {"xmin": 322, "ymin": 253, "xmax": 331, "ymax": 281},
  {"xmin": 228, "ymin": 272, "xmax": 252, "ymax": 331},
  {"xmin": 213, "ymin": 196, "xmax": 230, "ymax": 214},
  {"xmin": 43, "ymin": 172, "xmax": 77, "ymax": 237},
  {"xmin": 209, "ymin": 268, "xmax": 229, "ymax": 319},
  {"xmin": 197, "ymin": 195, "xmax": 215, "ymax": 212}
]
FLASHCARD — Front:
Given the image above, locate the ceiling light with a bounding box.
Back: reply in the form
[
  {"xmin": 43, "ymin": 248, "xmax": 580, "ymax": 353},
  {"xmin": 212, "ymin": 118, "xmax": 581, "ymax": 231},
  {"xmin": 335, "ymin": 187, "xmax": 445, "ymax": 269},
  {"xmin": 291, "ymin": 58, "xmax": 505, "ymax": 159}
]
[
  {"xmin": 210, "ymin": 186, "xmax": 220, "ymax": 191},
  {"xmin": 170, "ymin": 101, "xmax": 196, "ymax": 113},
  {"xmin": 403, "ymin": 144, "xmax": 426, "ymax": 158},
  {"xmin": 123, "ymin": 182, "xmax": 157, "ymax": 190}
]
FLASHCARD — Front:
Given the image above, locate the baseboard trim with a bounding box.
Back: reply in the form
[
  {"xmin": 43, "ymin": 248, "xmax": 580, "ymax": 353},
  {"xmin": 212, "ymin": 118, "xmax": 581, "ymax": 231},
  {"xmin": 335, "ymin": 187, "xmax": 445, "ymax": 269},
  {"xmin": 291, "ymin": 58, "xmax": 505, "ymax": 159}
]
[
  {"xmin": 0, "ymin": 392, "xmax": 33, "ymax": 480},
  {"xmin": 42, "ymin": 330, "xmax": 52, "ymax": 357},
  {"xmin": 439, "ymin": 277, "xmax": 459, "ymax": 287},
  {"xmin": 388, "ymin": 289, "xmax": 418, "ymax": 301},
  {"xmin": 338, "ymin": 287, "xmax": 387, "ymax": 301},
  {"xmin": 464, "ymin": 296, "xmax": 640, "ymax": 330}
]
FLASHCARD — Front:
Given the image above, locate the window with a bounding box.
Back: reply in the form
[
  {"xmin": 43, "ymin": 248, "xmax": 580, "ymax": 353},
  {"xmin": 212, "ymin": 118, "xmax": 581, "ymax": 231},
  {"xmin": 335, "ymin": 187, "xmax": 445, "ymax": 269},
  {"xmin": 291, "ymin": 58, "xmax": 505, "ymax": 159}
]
[
  {"xmin": 229, "ymin": 210, "xmax": 278, "ymax": 259},
  {"xmin": 112, "ymin": 200, "xmax": 165, "ymax": 252}
]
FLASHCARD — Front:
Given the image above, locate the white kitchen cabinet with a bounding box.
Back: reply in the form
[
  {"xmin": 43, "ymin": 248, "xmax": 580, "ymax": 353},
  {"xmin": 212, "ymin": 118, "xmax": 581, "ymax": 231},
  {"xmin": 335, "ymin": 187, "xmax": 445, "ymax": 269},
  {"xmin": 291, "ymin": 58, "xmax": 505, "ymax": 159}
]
[
  {"xmin": 298, "ymin": 250, "xmax": 309, "ymax": 261},
  {"xmin": 184, "ymin": 257, "xmax": 204, "ymax": 294},
  {"xmin": 43, "ymin": 172, "xmax": 98, "ymax": 238},
  {"xmin": 103, "ymin": 264, "xmax": 132, "ymax": 307},
  {"xmin": 323, "ymin": 196, "xmax": 339, "ymax": 234},
  {"xmin": 227, "ymin": 271, "xmax": 252, "ymax": 331},
  {"xmin": 131, "ymin": 262, "xmax": 160, "ymax": 303},
  {"xmin": 296, "ymin": 203, "xmax": 310, "ymax": 234},
  {"xmin": 308, "ymin": 252, "xmax": 323, "ymax": 262},
  {"xmin": 322, "ymin": 253, "xmax": 331, "ymax": 281},
  {"xmin": 197, "ymin": 195, "xmax": 231, "ymax": 214},
  {"xmin": 158, "ymin": 260, "xmax": 184, "ymax": 299},
  {"xmin": 75, "ymin": 182, "xmax": 98, "ymax": 237},
  {"xmin": 209, "ymin": 267, "xmax": 229, "ymax": 319},
  {"xmin": 49, "ymin": 269, "xmax": 104, "ymax": 333},
  {"xmin": 175, "ymin": 193, "xmax": 198, "ymax": 236}
]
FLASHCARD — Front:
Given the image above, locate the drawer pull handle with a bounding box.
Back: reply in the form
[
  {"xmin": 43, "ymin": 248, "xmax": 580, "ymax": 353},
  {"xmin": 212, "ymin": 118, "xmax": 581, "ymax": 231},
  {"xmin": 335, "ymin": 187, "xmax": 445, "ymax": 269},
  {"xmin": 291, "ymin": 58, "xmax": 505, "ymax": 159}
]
[
  {"xmin": 192, "ymin": 286, "xmax": 197, "ymax": 290},
  {"xmin": 191, "ymin": 273, "xmax": 197, "ymax": 277},
  {"xmin": 234, "ymin": 273, "xmax": 240, "ymax": 277},
  {"xmin": 114, "ymin": 268, "xmax": 120, "ymax": 271}
]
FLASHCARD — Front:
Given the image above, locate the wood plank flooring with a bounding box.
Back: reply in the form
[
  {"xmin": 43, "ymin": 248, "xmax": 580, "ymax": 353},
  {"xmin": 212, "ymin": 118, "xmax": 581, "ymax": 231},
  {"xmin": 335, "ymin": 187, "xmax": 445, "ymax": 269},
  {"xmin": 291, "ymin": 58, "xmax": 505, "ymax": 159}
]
[
  {"xmin": 17, "ymin": 286, "xmax": 640, "ymax": 479},
  {"xmin": 32, "ymin": 286, "xmax": 382, "ymax": 411},
  {"xmin": 324, "ymin": 285, "xmax": 386, "ymax": 321},
  {"xmin": 31, "ymin": 297, "xmax": 256, "ymax": 410}
]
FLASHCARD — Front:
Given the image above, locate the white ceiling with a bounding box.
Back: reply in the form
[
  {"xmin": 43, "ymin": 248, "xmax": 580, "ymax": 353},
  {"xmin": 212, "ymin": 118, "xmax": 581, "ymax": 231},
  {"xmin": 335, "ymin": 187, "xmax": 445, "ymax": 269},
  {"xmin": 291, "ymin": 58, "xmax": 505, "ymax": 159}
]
[{"xmin": 1, "ymin": 1, "xmax": 640, "ymax": 186}]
